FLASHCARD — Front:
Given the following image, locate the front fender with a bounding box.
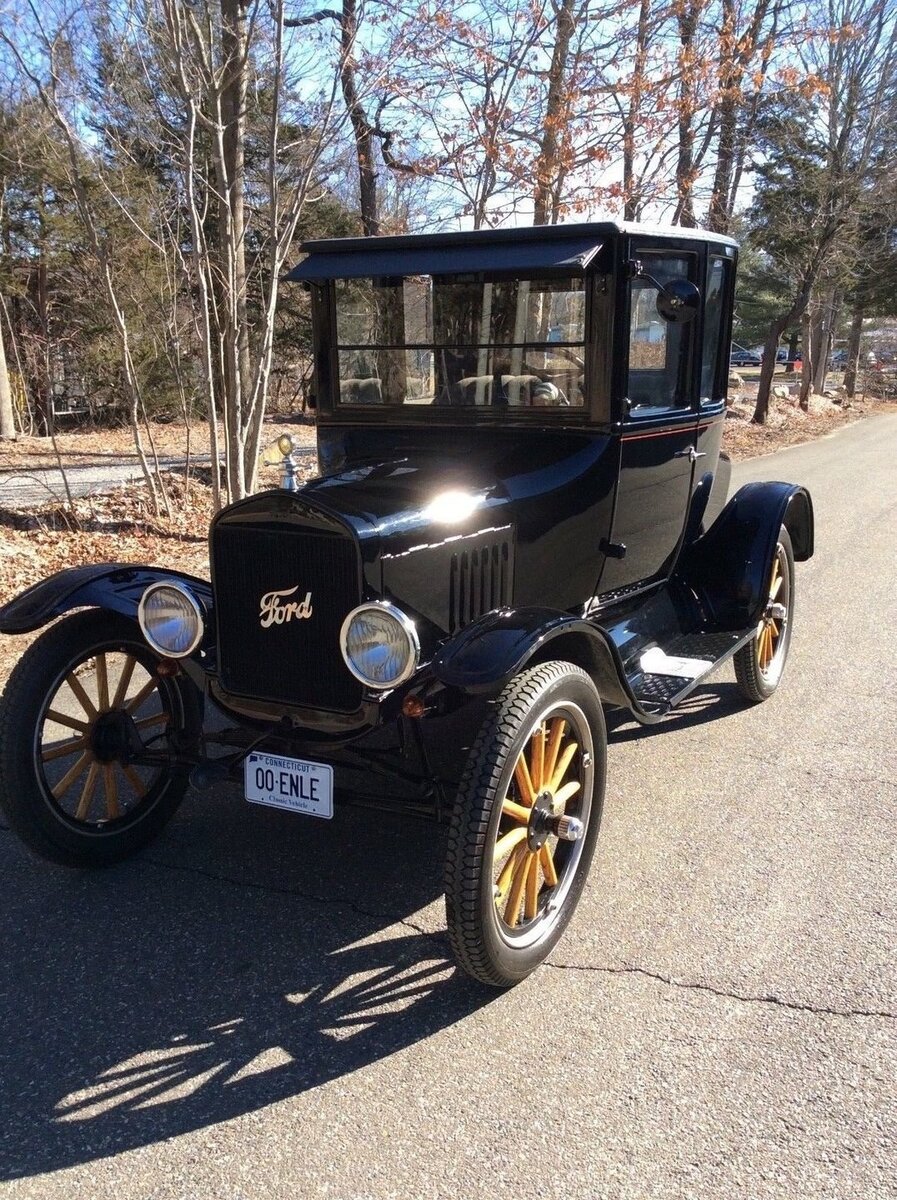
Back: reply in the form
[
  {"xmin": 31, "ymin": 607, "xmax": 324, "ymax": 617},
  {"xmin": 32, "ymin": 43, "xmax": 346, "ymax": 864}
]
[
  {"xmin": 0, "ymin": 563, "xmax": 213, "ymax": 636},
  {"xmin": 677, "ymin": 481, "xmax": 813, "ymax": 629},
  {"xmin": 432, "ymin": 606, "xmax": 633, "ymax": 708}
]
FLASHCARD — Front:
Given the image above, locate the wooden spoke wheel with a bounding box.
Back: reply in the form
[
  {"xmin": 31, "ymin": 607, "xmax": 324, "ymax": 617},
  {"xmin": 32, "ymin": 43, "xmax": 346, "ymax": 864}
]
[
  {"xmin": 0, "ymin": 610, "xmax": 201, "ymax": 867},
  {"xmin": 734, "ymin": 525, "xmax": 795, "ymax": 703},
  {"xmin": 445, "ymin": 661, "xmax": 606, "ymax": 987}
]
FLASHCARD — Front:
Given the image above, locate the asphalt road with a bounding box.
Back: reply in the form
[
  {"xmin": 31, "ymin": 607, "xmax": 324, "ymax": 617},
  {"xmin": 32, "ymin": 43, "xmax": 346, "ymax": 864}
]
[{"xmin": 1, "ymin": 416, "xmax": 895, "ymax": 1198}]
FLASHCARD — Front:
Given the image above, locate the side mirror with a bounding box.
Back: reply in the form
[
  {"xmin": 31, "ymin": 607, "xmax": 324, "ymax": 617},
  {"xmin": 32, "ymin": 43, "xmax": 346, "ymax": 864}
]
[
  {"xmin": 630, "ymin": 260, "xmax": 700, "ymax": 324},
  {"xmin": 655, "ymin": 278, "xmax": 700, "ymax": 324}
]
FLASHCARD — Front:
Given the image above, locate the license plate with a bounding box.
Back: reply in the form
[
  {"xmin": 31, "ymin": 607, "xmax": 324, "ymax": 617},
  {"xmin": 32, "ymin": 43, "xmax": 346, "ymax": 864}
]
[{"xmin": 244, "ymin": 751, "xmax": 333, "ymax": 819}]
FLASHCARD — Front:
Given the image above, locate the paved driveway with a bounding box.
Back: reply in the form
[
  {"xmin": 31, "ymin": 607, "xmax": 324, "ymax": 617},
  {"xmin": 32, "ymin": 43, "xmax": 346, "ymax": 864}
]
[{"xmin": 0, "ymin": 416, "xmax": 894, "ymax": 1198}]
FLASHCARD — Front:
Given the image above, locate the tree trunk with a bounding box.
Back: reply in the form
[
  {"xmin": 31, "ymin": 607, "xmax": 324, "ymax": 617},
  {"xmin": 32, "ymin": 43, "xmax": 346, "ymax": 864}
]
[
  {"xmin": 218, "ymin": 0, "xmax": 251, "ymax": 500},
  {"xmin": 673, "ymin": 0, "xmax": 701, "ymax": 227},
  {"xmin": 533, "ymin": 0, "xmax": 576, "ymax": 226},
  {"xmin": 340, "ymin": 0, "xmax": 379, "ymax": 236},
  {"xmin": 844, "ymin": 303, "xmax": 863, "ymax": 398},
  {"xmin": 752, "ymin": 317, "xmax": 788, "ymax": 423},
  {"xmin": 799, "ymin": 310, "xmax": 813, "ymax": 411},
  {"xmin": 623, "ymin": 0, "xmax": 651, "ymax": 221},
  {"xmin": 0, "ymin": 297, "xmax": 15, "ymax": 440},
  {"xmin": 706, "ymin": 0, "xmax": 736, "ymax": 234}
]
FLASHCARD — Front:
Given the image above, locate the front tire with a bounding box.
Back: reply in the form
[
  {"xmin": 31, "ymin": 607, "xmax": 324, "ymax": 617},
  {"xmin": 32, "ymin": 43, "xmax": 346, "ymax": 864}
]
[
  {"xmin": 444, "ymin": 661, "xmax": 606, "ymax": 987},
  {"xmin": 0, "ymin": 610, "xmax": 202, "ymax": 867}
]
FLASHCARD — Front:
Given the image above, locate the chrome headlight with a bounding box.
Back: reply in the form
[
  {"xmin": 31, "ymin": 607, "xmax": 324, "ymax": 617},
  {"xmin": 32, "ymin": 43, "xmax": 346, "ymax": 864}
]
[
  {"xmin": 138, "ymin": 582, "xmax": 204, "ymax": 658},
  {"xmin": 340, "ymin": 602, "xmax": 419, "ymax": 689}
]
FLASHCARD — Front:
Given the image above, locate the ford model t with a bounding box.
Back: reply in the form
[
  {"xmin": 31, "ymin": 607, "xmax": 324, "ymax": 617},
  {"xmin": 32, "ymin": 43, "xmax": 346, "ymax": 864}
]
[{"xmin": 0, "ymin": 222, "xmax": 813, "ymax": 987}]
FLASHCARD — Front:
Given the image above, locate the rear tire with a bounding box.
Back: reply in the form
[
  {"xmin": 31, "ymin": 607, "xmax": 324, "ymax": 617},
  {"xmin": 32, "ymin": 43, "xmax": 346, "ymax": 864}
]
[
  {"xmin": 444, "ymin": 661, "xmax": 606, "ymax": 988},
  {"xmin": 734, "ymin": 526, "xmax": 795, "ymax": 703},
  {"xmin": 0, "ymin": 610, "xmax": 202, "ymax": 867}
]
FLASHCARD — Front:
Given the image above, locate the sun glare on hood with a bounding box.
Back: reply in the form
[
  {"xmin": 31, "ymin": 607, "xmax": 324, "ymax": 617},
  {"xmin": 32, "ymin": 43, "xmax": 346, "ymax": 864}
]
[{"xmin": 423, "ymin": 490, "xmax": 482, "ymax": 524}]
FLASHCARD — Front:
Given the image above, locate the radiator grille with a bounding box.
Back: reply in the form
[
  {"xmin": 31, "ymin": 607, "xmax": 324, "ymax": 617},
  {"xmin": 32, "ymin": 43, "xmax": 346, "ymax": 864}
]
[
  {"xmin": 213, "ymin": 523, "xmax": 363, "ymax": 711},
  {"xmin": 449, "ymin": 541, "xmax": 512, "ymax": 633}
]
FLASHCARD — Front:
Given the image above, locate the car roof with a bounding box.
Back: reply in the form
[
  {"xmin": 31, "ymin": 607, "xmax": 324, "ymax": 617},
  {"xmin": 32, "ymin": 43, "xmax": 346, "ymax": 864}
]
[{"xmin": 286, "ymin": 221, "xmax": 739, "ymax": 282}]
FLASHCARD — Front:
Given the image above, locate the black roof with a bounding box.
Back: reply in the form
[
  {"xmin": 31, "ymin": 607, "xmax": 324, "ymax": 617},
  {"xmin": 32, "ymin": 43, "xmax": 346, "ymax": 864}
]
[{"xmin": 285, "ymin": 221, "xmax": 737, "ymax": 283}]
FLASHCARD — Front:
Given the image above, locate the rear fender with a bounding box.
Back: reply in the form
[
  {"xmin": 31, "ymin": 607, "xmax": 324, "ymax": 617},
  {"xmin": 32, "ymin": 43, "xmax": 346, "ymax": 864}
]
[
  {"xmin": 0, "ymin": 563, "xmax": 213, "ymax": 639},
  {"xmin": 677, "ymin": 482, "xmax": 813, "ymax": 629},
  {"xmin": 432, "ymin": 606, "xmax": 634, "ymax": 709}
]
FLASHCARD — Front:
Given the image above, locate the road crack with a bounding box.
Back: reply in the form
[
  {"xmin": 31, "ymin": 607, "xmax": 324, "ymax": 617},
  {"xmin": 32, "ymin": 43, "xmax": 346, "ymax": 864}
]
[{"xmin": 545, "ymin": 959, "xmax": 897, "ymax": 1020}]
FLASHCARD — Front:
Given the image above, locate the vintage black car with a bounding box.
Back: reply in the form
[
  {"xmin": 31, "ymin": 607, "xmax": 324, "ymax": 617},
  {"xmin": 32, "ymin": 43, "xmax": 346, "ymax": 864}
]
[{"xmin": 0, "ymin": 222, "xmax": 813, "ymax": 987}]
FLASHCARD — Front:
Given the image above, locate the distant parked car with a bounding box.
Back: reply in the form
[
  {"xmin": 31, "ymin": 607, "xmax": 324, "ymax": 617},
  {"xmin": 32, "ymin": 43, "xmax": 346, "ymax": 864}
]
[
  {"xmin": 730, "ymin": 346, "xmax": 762, "ymax": 366},
  {"xmin": 829, "ymin": 350, "xmax": 848, "ymax": 368}
]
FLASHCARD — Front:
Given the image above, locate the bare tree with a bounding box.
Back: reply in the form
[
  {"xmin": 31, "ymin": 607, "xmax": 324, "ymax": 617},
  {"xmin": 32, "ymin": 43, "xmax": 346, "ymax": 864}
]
[{"xmin": 1, "ymin": 8, "xmax": 170, "ymax": 512}]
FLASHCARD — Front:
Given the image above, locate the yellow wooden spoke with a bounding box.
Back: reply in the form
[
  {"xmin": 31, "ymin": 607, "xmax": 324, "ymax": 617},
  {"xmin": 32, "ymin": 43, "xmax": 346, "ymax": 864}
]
[
  {"xmin": 540, "ymin": 843, "xmax": 559, "ymax": 887},
  {"xmin": 74, "ymin": 762, "xmax": 101, "ymax": 820},
  {"xmin": 502, "ymin": 797, "xmax": 531, "ymax": 824},
  {"xmin": 46, "ymin": 709, "xmax": 89, "ymax": 733},
  {"xmin": 493, "ymin": 826, "xmax": 528, "ymax": 865},
  {"xmin": 514, "ymin": 752, "xmax": 535, "ymax": 807},
  {"xmin": 133, "ymin": 711, "xmax": 169, "ymax": 730},
  {"xmin": 549, "ymin": 742, "xmax": 578, "ymax": 792},
  {"xmin": 121, "ymin": 764, "xmax": 147, "ymax": 798},
  {"xmin": 95, "ymin": 653, "xmax": 110, "ymax": 712},
  {"xmin": 545, "ymin": 718, "xmax": 567, "ymax": 784},
  {"xmin": 495, "ymin": 844, "xmax": 526, "ymax": 904},
  {"xmin": 504, "ymin": 850, "xmax": 534, "ymax": 927},
  {"xmin": 65, "ymin": 673, "xmax": 97, "ymax": 719},
  {"xmin": 41, "ymin": 735, "xmax": 88, "ymax": 763},
  {"xmin": 103, "ymin": 764, "xmax": 120, "ymax": 819},
  {"xmin": 530, "ymin": 724, "xmax": 546, "ymax": 792},
  {"xmin": 524, "ymin": 853, "xmax": 539, "ymax": 920},
  {"xmin": 124, "ymin": 676, "xmax": 159, "ymax": 715},
  {"xmin": 770, "ymin": 574, "xmax": 784, "ymax": 601},
  {"xmin": 553, "ymin": 779, "xmax": 581, "ymax": 810},
  {"xmin": 757, "ymin": 626, "xmax": 769, "ymax": 669},
  {"xmin": 51, "ymin": 751, "xmax": 92, "ymax": 800},
  {"xmin": 111, "ymin": 655, "xmax": 138, "ymax": 710},
  {"xmin": 757, "ymin": 624, "xmax": 772, "ymax": 672}
]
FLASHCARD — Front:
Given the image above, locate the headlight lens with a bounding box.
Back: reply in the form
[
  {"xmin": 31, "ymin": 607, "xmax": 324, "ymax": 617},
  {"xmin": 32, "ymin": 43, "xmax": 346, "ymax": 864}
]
[
  {"xmin": 138, "ymin": 583, "xmax": 204, "ymax": 658},
  {"xmin": 340, "ymin": 602, "xmax": 419, "ymax": 689}
]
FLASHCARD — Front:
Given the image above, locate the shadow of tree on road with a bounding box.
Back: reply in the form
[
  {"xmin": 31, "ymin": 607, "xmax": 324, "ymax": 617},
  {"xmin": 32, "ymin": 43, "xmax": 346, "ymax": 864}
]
[{"xmin": 0, "ymin": 795, "xmax": 494, "ymax": 1181}]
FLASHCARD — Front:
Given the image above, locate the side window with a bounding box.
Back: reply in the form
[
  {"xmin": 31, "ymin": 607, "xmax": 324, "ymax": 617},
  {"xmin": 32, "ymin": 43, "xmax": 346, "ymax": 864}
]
[
  {"xmin": 701, "ymin": 257, "xmax": 728, "ymax": 403},
  {"xmin": 627, "ymin": 255, "xmax": 692, "ymax": 411}
]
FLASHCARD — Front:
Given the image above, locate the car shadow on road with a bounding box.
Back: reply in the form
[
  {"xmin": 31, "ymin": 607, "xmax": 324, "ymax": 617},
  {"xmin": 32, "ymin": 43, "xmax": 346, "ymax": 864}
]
[
  {"xmin": 606, "ymin": 680, "xmax": 749, "ymax": 742},
  {"xmin": 0, "ymin": 794, "xmax": 495, "ymax": 1181}
]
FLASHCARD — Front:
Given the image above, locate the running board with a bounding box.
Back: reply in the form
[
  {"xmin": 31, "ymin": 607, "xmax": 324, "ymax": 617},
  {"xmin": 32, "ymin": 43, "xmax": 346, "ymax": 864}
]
[{"xmin": 627, "ymin": 628, "xmax": 756, "ymax": 715}]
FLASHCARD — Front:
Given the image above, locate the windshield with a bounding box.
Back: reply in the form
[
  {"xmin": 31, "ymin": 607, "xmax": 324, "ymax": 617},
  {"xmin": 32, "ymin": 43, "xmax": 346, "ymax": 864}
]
[{"xmin": 333, "ymin": 275, "xmax": 586, "ymax": 410}]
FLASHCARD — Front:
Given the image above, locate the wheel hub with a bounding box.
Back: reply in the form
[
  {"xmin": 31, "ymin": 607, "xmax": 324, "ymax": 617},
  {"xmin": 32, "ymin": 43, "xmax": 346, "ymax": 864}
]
[
  {"xmin": 527, "ymin": 790, "xmax": 586, "ymax": 850},
  {"xmin": 527, "ymin": 791, "xmax": 555, "ymax": 850},
  {"xmin": 90, "ymin": 709, "xmax": 140, "ymax": 763}
]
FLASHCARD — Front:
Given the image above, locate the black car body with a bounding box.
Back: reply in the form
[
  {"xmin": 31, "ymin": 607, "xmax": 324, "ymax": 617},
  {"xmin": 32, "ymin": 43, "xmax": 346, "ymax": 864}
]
[{"xmin": 0, "ymin": 222, "xmax": 814, "ymax": 986}]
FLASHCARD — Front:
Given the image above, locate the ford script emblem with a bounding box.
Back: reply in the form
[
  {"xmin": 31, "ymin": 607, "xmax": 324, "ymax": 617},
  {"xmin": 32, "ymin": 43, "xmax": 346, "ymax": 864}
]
[{"xmin": 259, "ymin": 586, "xmax": 313, "ymax": 628}]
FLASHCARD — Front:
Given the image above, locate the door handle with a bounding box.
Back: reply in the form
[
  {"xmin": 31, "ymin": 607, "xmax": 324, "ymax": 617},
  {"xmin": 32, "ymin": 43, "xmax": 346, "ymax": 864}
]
[{"xmin": 675, "ymin": 447, "xmax": 707, "ymax": 462}]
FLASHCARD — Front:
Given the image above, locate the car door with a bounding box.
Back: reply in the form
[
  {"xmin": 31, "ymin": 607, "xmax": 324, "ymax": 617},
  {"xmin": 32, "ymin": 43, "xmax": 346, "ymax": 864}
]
[{"xmin": 597, "ymin": 250, "xmax": 699, "ymax": 595}]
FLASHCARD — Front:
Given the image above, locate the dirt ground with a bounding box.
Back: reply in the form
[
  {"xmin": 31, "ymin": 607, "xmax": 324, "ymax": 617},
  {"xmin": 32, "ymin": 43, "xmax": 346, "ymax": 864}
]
[{"xmin": 0, "ymin": 388, "xmax": 892, "ymax": 686}]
